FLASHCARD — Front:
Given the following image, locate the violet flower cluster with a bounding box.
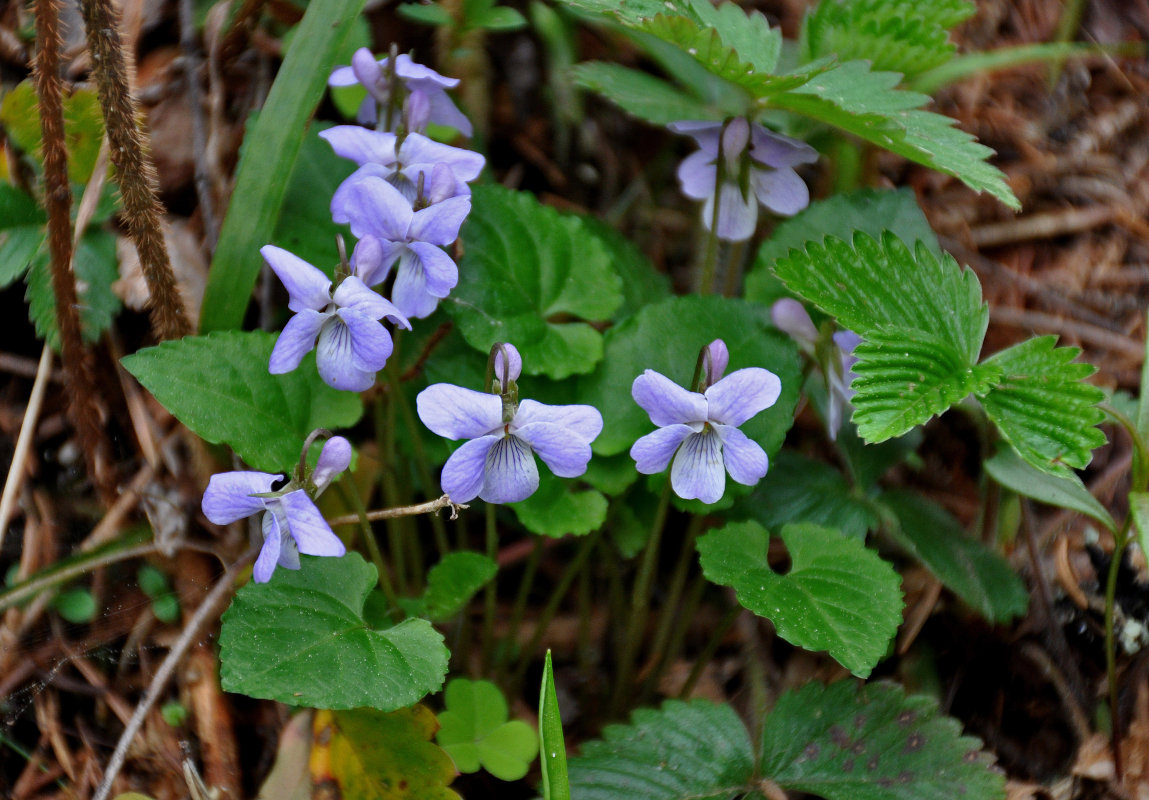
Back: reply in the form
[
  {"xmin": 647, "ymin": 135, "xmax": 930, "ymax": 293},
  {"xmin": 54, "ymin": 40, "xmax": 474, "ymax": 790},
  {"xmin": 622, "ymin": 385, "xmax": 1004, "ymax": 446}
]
[{"xmin": 671, "ymin": 118, "xmax": 818, "ymax": 242}]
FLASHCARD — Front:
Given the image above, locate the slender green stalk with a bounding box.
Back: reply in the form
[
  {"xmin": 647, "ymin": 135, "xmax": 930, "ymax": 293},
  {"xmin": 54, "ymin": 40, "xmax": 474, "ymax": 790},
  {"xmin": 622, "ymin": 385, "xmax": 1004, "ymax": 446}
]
[
  {"xmin": 496, "ymin": 536, "xmax": 544, "ymax": 679},
  {"xmin": 678, "ymin": 602, "xmax": 739, "ymax": 699},
  {"xmin": 1104, "ymin": 522, "xmax": 1132, "ymax": 780},
  {"xmin": 697, "ymin": 223, "xmax": 721, "ymax": 296},
  {"xmin": 1134, "ymin": 309, "xmax": 1149, "ymax": 491},
  {"xmin": 722, "ymin": 238, "xmax": 748, "ymax": 297},
  {"xmin": 610, "ymin": 479, "xmax": 673, "ymax": 715},
  {"xmin": 638, "ymin": 519, "xmax": 702, "ymax": 698},
  {"xmin": 510, "ymin": 529, "xmax": 603, "ymax": 692},
  {"xmin": 576, "ymin": 556, "xmax": 594, "ymax": 680},
  {"xmin": 650, "ymin": 571, "xmax": 707, "ymax": 696},
  {"xmin": 480, "ymin": 502, "xmax": 499, "ymax": 674},
  {"xmin": 334, "ymin": 479, "xmax": 398, "ymax": 612},
  {"xmin": 0, "ymin": 537, "xmax": 155, "ymax": 614}
]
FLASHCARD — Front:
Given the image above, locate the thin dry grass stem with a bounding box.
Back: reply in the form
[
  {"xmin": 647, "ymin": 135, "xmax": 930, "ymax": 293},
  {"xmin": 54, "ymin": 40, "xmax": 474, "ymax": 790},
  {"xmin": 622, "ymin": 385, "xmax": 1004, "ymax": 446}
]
[
  {"xmin": 0, "ymin": 345, "xmax": 52, "ymax": 554},
  {"xmin": 79, "ymin": 0, "xmax": 192, "ymax": 341},
  {"xmin": 34, "ymin": 0, "xmax": 114, "ymax": 503}
]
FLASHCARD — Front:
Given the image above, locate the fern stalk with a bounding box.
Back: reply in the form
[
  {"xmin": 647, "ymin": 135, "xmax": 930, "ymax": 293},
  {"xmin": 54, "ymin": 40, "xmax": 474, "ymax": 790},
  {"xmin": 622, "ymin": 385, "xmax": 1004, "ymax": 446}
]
[
  {"xmin": 34, "ymin": 0, "xmax": 113, "ymax": 500},
  {"xmin": 79, "ymin": 0, "xmax": 191, "ymax": 341}
]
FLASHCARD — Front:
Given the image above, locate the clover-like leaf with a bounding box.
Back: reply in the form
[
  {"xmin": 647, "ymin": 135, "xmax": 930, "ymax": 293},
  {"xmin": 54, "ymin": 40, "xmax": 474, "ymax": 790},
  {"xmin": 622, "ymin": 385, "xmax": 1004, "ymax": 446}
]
[
  {"xmin": 879, "ymin": 490, "xmax": 1028, "ymax": 623},
  {"xmin": 449, "ymin": 185, "xmax": 623, "ymax": 379},
  {"xmin": 984, "ymin": 445, "xmax": 1116, "ymax": 533},
  {"xmin": 568, "ymin": 699, "xmax": 755, "ymax": 799},
  {"xmin": 511, "ymin": 472, "xmax": 607, "ymax": 537},
  {"xmin": 121, "ymin": 330, "xmax": 363, "ymax": 472},
  {"xmin": 400, "ymin": 552, "xmax": 496, "ymax": 622},
  {"xmin": 577, "ymin": 295, "xmax": 801, "ymax": 465},
  {"xmin": 697, "ymin": 521, "xmax": 902, "ymax": 677},
  {"xmin": 311, "ymin": 706, "xmax": 460, "ymax": 800},
  {"xmin": 436, "ymin": 678, "xmax": 538, "ymax": 781},
  {"xmin": 759, "ymin": 680, "xmax": 1006, "ymax": 800},
  {"xmin": 979, "ymin": 336, "xmax": 1106, "ymax": 476},
  {"xmin": 219, "ymin": 553, "xmax": 448, "ymax": 710}
]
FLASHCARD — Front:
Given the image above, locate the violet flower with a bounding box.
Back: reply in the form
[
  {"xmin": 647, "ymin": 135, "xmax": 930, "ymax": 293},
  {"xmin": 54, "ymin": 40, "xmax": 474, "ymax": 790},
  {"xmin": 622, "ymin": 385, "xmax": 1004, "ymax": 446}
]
[
  {"xmin": 630, "ymin": 339, "xmax": 781, "ymax": 504},
  {"xmin": 416, "ymin": 343, "xmax": 603, "ymax": 504},
  {"xmin": 319, "ymin": 126, "xmax": 484, "ymax": 204},
  {"xmin": 671, "ymin": 118, "xmax": 818, "ymax": 242},
  {"xmin": 202, "ymin": 436, "xmax": 351, "ymax": 583},
  {"xmin": 771, "ymin": 298, "xmax": 861, "ymax": 440},
  {"xmin": 263, "ymin": 245, "xmax": 410, "ymax": 392},
  {"xmin": 328, "ymin": 48, "xmax": 472, "ymax": 136},
  {"xmin": 332, "ymin": 167, "xmax": 470, "ymax": 319}
]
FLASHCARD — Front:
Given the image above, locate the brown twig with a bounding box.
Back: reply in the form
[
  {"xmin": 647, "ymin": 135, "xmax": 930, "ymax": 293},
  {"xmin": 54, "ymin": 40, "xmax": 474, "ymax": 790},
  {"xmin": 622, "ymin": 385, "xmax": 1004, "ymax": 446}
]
[
  {"xmin": 327, "ymin": 494, "xmax": 466, "ymax": 527},
  {"xmin": 34, "ymin": 0, "xmax": 114, "ymax": 503},
  {"xmin": 79, "ymin": 0, "xmax": 192, "ymax": 341}
]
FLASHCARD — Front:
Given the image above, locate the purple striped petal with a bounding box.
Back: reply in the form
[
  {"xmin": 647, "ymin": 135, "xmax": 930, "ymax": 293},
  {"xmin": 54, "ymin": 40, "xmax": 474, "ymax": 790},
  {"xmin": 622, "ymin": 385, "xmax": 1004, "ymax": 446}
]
[
  {"xmin": 705, "ymin": 367, "xmax": 781, "ymax": 427},
  {"xmin": 261, "ymin": 246, "xmax": 331, "ymax": 312},
  {"xmin": 269, "ymin": 309, "xmax": 326, "ymax": 373},
  {"xmin": 392, "ymin": 249, "xmax": 439, "ymax": 319},
  {"xmin": 708, "ymin": 181, "xmax": 758, "ymax": 242},
  {"xmin": 630, "ymin": 424, "xmax": 694, "ymax": 475},
  {"xmin": 714, "ymin": 424, "xmax": 769, "ymax": 485},
  {"xmin": 417, "ymin": 383, "xmax": 503, "ymax": 440},
  {"xmin": 202, "ymin": 471, "xmax": 276, "ymax": 524},
  {"xmin": 670, "ymin": 430, "xmax": 725, "ymax": 503},
  {"xmin": 337, "ymin": 308, "xmax": 393, "ymax": 372},
  {"xmin": 482, "ymin": 434, "xmax": 539, "ymax": 503},
  {"xmin": 406, "ymin": 242, "xmax": 458, "ymax": 298},
  {"xmin": 513, "ymin": 422, "xmax": 592, "ymax": 478},
  {"xmin": 441, "ymin": 435, "xmax": 500, "ymax": 503},
  {"xmin": 631, "ymin": 370, "xmax": 707, "ymax": 427},
  {"xmin": 315, "ymin": 318, "xmax": 375, "ymax": 392}
]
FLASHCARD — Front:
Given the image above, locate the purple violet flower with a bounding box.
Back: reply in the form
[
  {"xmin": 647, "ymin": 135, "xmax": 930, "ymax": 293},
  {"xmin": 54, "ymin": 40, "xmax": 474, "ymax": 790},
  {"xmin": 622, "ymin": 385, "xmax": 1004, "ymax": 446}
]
[
  {"xmin": 671, "ymin": 118, "xmax": 818, "ymax": 242},
  {"xmin": 319, "ymin": 126, "xmax": 484, "ymax": 204},
  {"xmin": 416, "ymin": 343, "xmax": 603, "ymax": 504},
  {"xmin": 771, "ymin": 298, "xmax": 861, "ymax": 440},
  {"xmin": 262, "ymin": 245, "xmax": 410, "ymax": 392},
  {"xmin": 630, "ymin": 339, "xmax": 781, "ymax": 504},
  {"xmin": 332, "ymin": 168, "xmax": 470, "ymax": 319},
  {"xmin": 202, "ymin": 436, "xmax": 351, "ymax": 583},
  {"xmin": 328, "ymin": 49, "xmax": 473, "ymax": 136}
]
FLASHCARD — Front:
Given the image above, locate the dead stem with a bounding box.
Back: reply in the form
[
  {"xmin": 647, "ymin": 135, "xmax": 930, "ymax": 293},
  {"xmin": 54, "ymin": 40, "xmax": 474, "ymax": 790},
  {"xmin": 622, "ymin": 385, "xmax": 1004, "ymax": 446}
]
[
  {"xmin": 34, "ymin": 0, "xmax": 114, "ymax": 502},
  {"xmin": 79, "ymin": 0, "xmax": 192, "ymax": 341}
]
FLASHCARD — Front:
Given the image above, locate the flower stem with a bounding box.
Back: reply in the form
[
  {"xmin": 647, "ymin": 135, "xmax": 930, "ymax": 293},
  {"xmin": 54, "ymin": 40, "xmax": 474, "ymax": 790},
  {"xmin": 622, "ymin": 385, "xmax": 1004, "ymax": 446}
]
[
  {"xmin": 1104, "ymin": 522, "xmax": 1132, "ymax": 779},
  {"xmin": 678, "ymin": 602, "xmax": 739, "ymax": 699},
  {"xmin": 480, "ymin": 501, "xmax": 498, "ymax": 675},
  {"xmin": 610, "ymin": 478, "xmax": 673, "ymax": 716},
  {"xmin": 495, "ymin": 535, "xmax": 544, "ymax": 680},
  {"xmin": 697, "ymin": 217, "xmax": 721, "ymax": 296},
  {"xmin": 373, "ymin": 394, "xmax": 408, "ymax": 595},
  {"xmin": 638, "ymin": 517, "xmax": 702, "ymax": 698},
  {"xmin": 723, "ymin": 238, "xmax": 748, "ymax": 297},
  {"xmin": 334, "ymin": 478, "xmax": 399, "ymax": 613}
]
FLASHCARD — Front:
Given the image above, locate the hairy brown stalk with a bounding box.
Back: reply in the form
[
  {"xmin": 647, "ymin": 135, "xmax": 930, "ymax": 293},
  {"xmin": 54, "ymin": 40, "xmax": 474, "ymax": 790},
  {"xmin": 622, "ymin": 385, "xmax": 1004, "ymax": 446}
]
[
  {"xmin": 34, "ymin": 0, "xmax": 114, "ymax": 501},
  {"xmin": 79, "ymin": 0, "xmax": 192, "ymax": 340}
]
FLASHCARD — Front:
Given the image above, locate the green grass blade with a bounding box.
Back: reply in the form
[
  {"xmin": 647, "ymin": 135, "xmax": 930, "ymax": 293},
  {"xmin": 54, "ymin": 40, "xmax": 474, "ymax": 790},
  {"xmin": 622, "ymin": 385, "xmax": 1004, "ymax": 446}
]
[
  {"xmin": 539, "ymin": 650, "xmax": 571, "ymax": 800},
  {"xmin": 199, "ymin": 0, "xmax": 367, "ymax": 333}
]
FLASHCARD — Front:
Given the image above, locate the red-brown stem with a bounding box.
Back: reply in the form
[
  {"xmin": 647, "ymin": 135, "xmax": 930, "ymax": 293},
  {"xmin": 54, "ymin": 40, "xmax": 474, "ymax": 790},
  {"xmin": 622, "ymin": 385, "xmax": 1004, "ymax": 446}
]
[
  {"xmin": 79, "ymin": 0, "xmax": 192, "ymax": 341},
  {"xmin": 34, "ymin": 0, "xmax": 113, "ymax": 501}
]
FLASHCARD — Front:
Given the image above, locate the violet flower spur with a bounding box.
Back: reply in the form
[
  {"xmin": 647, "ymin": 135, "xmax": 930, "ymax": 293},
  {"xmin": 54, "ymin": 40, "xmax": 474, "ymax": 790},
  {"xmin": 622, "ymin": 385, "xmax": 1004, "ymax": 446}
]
[
  {"xmin": 201, "ymin": 435, "xmax": 351, "ymax": 583},
  {"xmin": 319, "ymin": 126, "xmax": 484, "ymax": 204},
  {"xmin": 671, "ymin": 118, "xmax": 818, "ymax": 242},
  {"xmin": 333, "ymin": 169, "xmax": 470, "ymax": 318},
  {"xmin": 416, "ymin": 343, "xmax": 603, "ymax": 504},
  {"xmin": 630, "ymin": 339, "xmax": 781, "ymax": 504},
  {"xmin": 328, "ymin": 48, "xmax": 473, "ymax": 136},
  {"xmin": 771, "ymin": 298, "xmax": 860, "ymax": 440},
  {"xmin": 262, "ymin": 245, "xmax": 410, "ymax": 392}
]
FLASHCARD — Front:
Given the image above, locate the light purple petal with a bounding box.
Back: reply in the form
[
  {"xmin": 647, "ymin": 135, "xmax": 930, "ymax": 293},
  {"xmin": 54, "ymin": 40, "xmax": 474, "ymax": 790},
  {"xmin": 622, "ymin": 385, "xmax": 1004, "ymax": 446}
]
[
  {"xmin": 315, "ymin": 318, "xmax": 375, "ymax": 392},
  {"xmin": 202, "ymin": 471, "xmax": 276, "ymax": 524},
  {"xmin": 494, "ymin": 343, "xmax": 522, "ymax": 384},
  {"xmin": 482, "ymin": 434, "xmax": 539, "ymax": 503},
  {"xmin": 405, "ymin": 89, "xmax": 432, "ymax": 131},
  {"xmin": 630, "ymin": 424, "xmax": 694, "ymax": 475},
  {"xmin": 327, "ymin": 64, "xmax": 359, "ymax": 88},
  {"xmin": 253, "ymin": 511, "xmax": 282, "ymax": 583},
  {"xmin": 406, "ymin": 242, "xmax": 458, "ymax": 297},
  {"xmin": 834, "ymin": 330, "xmax": 863, "ymax": 356},
  {"xmin": 714, "ymin": 424, "xmax": 769, "ymax": 485},
  {"xmin": 705, "ymin": 339, "xmax": 729, "ymax": 384},
  {"xmin": 280, "ymin": 490, "xmax": 346, "ymax": 557},
  {"xmin": 313, "ymin": 436, "xmax": 352, "ymax": 492},
  {"xmin": 425, "ymin": 90, "xmax": 473, "ymax": 136},
  {"xmin": 668, "ymin": 120, "xmax": 722, "ymax": 153},
  {"xmin": 333, "ymin": 275, "xmax": 391, "ymax": 319},
  {"xmin": 269, "ymin": 309, "xmax": 326, "ymax": 374},
  {"xmin": 351, "ymin": 48, "xmax": 385, "ymax": 94},
  {"xmin": 705, "ymin": 367, "xmax": 782, "ymax": 427},
  {"xmin": 426, "ymin": 163, "xmax": 464, "ymax": 204},
  {"xmin": 338, "ymin": 177, "xmax": 413, "ymax": 242},
  {"xmin": 512, "ymin": 399, "xmax": 602, "ymax": 442},
  {"xmin": 399, "ymin": 134, "xmax": 485, "ymax": 182},
  {"xmin": 394, "ymin": 53, "xmax": 459, "ymax": 89},
  {"xmin": 720, "ymin": 117, "xmax": 750, "ymax": 172},
  {"xmin": 337, "ymin": 308, "xmax": 393, "ymax": 372},
  {"xmin": 670, "ymin": 430, "xmax": 726, "ymax": 503},
  {"xmin": 351, "ymin": 235, "xmax": 383, "ymax": 281},
  {"xmin": 749, "ymin": 125, "xmax": 819, "ymax": 168},
  {"xmin": 750, "ymin": 167, "xmax": 810, "ymax": 217},
  {"xmin": 319, "ymin": 126, "xmax": 399, "ymax": 167},
  {"xmin": 392, "ymin": 249, "xmax": 440, "ymax": 319},
  {"xmin": 676, "ymin": 149, "xmax": 716, "ymax": 201},
  {"xmin": 417, "ymin": 383, "xmax": 503, "ymax": 440},
  {"xmin": 261, "ymin": 245, "xmax": 331, "ymax": 312},
  {"xmin": 441, "ymin": 435, "xmax": 500, "ymax": 503},
  {"xmin": 356, "ymin": 240, "xmax": 403, "ymax": 287},
  {"xmin": 513, "ymin": 422, "xmax": 592, "ymax": 478},
  {"xmin": 771, "ymin": 298, "xmax": 818, "ymax": 345},
  {"xmin": 709, "ymin": 181, "xmax": 758, "ymax": 242},
  {"xmin": 631, "ymin": 370, "xmax": 708, "ymax": 427},
  {"xmin": 408, "ymin": 196, "xmax": 470, "ymax": 245},
  {"xmin": 276, "ymin": 530, "xmax": 301, "ymax": 571},
  {"xmin": 331, "ymin": 164, "xmax": 396, "ymax": 224}
]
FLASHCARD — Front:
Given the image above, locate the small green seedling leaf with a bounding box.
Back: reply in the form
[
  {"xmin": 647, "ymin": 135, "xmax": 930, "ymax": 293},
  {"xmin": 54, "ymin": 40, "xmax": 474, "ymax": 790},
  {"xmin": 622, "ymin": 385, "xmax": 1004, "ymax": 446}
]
[
  {"xmin": 161, "ymin": 701, "xmax": 188, "ymax": 727},
  {"xmin": 539, "ymin": 650, "xmax": 570, "ymax": 800},
  {"xmin": 436, "ymin": 678, "xmax": 537, "ymax": 781},
  {"xmin": 880, "ymin": 490, "xmax": 1028, "ymax": 623},
  {"xmin": 219, "ymin": 553, "xmax": 448, "ymax": 710},
  {"xmin": 399, "ymin": 551, "xmax": 497, "ymax": 621},
  {"xmin": 984, "ymin": 445, "xmax": 1116, "ymax": 533},
  {"xmin": 568, "ymin": 698, "xmax": 755, "ymax": 798},
  {"xmin": 137, "ymin": 564, "xmax": 181, "ymax": 623},
  {"xmin": 53, "ymin": 587, "xmax": 97, "ymax": 623},
  {"xmin": 759, "ymin": 680, "xmax": 1006, "ymax": 800},
  {"xmin": 449, "ymin": 185, "xmax": 623, "ymax": 379},
  {"xmin": 121, "ymin": 330, "xmax": 363, "ymax": 472},
  {"xmin": 697, "ymin": 521, "xmax": 902, "ymax": 677}
]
